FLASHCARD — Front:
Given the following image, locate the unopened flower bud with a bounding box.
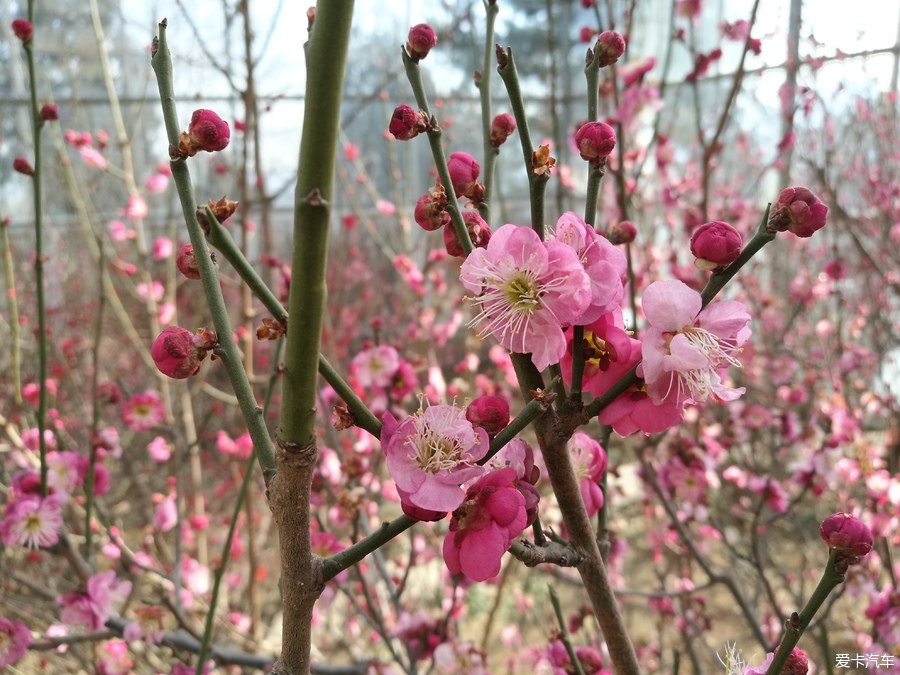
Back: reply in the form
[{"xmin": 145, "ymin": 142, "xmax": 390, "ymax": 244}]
[
  {"xmin": 595, "ymin": 31, "xmax": 626, "ymax": 67},
  {"xmin": 608, "ymin": 220, "xmax": 636, "ymax": 245},
  {"xmin": 690, "ymin": 221, "xmax": 742, "ymax": 271},
  {"xmin": 176, "ymin": 244, "xmax": 201, "ymax": 279},
  {"xmin": 11, "ymin": 19, "xmax": 32, "ymax": 42},
  {"xmin": 414, "ymin": 185, "xmax": 450, "ymax": 231},
  {"xmin": 389, "ymin": 104, "xmax": 429, "ymax": 141},
  {"xmin": 819, "ymin": 512, "xmax": 872, "ymax": 561},
  {"xmin": 177, "ymin": 109, "xmax": 230, "ymax": 158},
  {"xmin": 151, "ymin": 326, "xmax": 217, "ymax": 379},
  {"xmin": 443, "ymin": 211, "xmax": 491, "ymax": 258},
  {"xmin": 778, "ymin": 647, "xmax": 809, "ymax": 675},
  {"xmin": 465, "ymin": 395, "xmax": 510, "ymax": 439},
  {"xmin": 490, "ymin": 113, "xmax": 516, "ymax": 147},
  {"xmin": 575, "ymin": 121, "xmax": 616, "ymax": 164},
  {"xmin": 447, "ymin": 152, "xmax": 481, "ymax": 198},
  {"xmin": 39, "ymin": 104, "xmax": 59, "ymax": 122},
  {"xmin": 406, "ymin": 24, "xmax": 437, "ymax": 62},
  {"xmin": 579, "ymin": 26, "xmax": 596, "ymax": 44},
  {"xmin": 13, "ymin": 157, "xmax": 33, "ymax": 176},
  {"xmin": 767, "ymin": 186, "xmax": 828, "ymax": 238}
]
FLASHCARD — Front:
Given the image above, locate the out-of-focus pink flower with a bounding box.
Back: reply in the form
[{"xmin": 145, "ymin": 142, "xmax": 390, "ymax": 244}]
[
  {"xmin": 443, "ymin": 211, "xmax": 491, "ymax": 258},
  {"xmin": 465, "ymin": 395, "xmax": 510, "ymax": 439},
  {"xmin": 146, "ymin": 436, "xmax": 172, "ymax": 462},
  {"xmin": 12, "ymin": 18, "xmax": 33, "ymax": 42},
  {"xmin": 215, "ymin": 431, "xmax": 253, "ymax": 459},
  {"xmin": 407, "ymin": 24, "xmax": 437, "ymax": 61},
  {"xmin": 96, "ymin": 639, "xmax": 132, "ymax": 675},
  {"xmin": 151, "ymin": 326, "xmax": 216, "ymax": 379},
  {"xmin": 690, "ymin": 220, "xmax": 742, "ymax": 271},
  {"xmin": 490, "ymin": 113, "xmax": 516, "ymax": 147},
  {"xmin": 0, "ymin": 493, "xmax": 63, "ymax": 548},
  {"xmin": 550, "ymin": 211, "xmax": 626, "ymax": 324},
  {"xmin": 608, "ymin": 219, "xmax": 637, "ymax": 244},
  {"xmin": 343, "ymin": 143, "xmax": 359, "ymax": 161},
  {"xmin": 393, "ymin": 254, "xmax": 425, "ymax": 296},
  {"xmin": 676, "ymin": 0, "xmax": 701, "ymax": 18},
  {"xmin": 461, "ymin": 224, "xmax": 591, "ymax": 371},
  {"xmin": 78, "ymin": 146, "xmax": 107, "ymax": 169},
  {"xmin": 120, "ymin": 195, "xmax": 148, "ymax": 220},
  {"xmin": 144, "ymin": 172, "xmax": 169, "ymax": 193},
  {"xmin": 157, "ymin": 302, "xmax": 175, "ymax": 326},
  {"xmin": 121, "ymin": 391, "xmax": 165, "ymax": 431},
  {"xmin": 151, "ymin": 237, "xmax": 173, "ymax": 260},
  {"xmin": 351, "ymin": 344, "xmax": 400, "ymax": 388},
  {"xmin": 566, "ymin": 432, "xmax": 607, "ymax": 516},
  {"xmin": 0, "ymin": 618, "xmax": 31, "ymax": 668},
  {"xmin": 579, "ymin": 26, "xmax": 597, "ymax": 43},
  {"xmin": 375, "ymin": 199, "xmax": 396, "ymax": 216},
  {"xmin": 442, "ymin": 467, "xmax": 527, "ymax": 581},
  {"xmin": 153, "ymin": 494, "xmax": 177, "ymax": 532},
  {"xmin": 619, "ymin": 55, "xmax": 655, "ymax": 88},
  {"xmin": 57, "ymin": 570, "xmax": 132, "ymax": 631},
  {"xmin": 640, "ymin": 279, "xmax": 750, "ymax": 404},
  {"xmin": 135, "ymin": 280, "xmax": 164, "ymax": 303},
  {"xmin": 108, "ymin": 220, "xmax": 134, "ymax": 242},
  {"xmin": 767, "ymin": 186, "xmax": 828, "ymax": 238},
  {"xmin": 381, "ymin": 404, "xmax": 488, "ymax": 514}
]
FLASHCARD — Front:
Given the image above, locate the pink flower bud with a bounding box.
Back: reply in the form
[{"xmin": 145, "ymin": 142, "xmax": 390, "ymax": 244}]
[
  {"xmin": 574, "ymin": 121, "xmax": 616, "ymax": 164},
  {"xmin": 176, "ymin": 244, "xmax": 201, "ymax": 280},
  {"xmin": 39, "ymin": 104, "xmax": 59, "ymax": 122},
  {"xmin": 446, "ymin": 151, "xmax": 480, "ymax": 198},
  {"xmin": 690, "ymin": 221, "xmax": 742, "ymax": 271},
  {"xmin": 820, "ymin": 512, "xmax": 872, "ymax": 560},
  {"xmin": 608, "ymin": 220, "xmax": 636, "ymax": 245},
  {"xmin": 443, "ymin": 211, "xmax": 491, "ymax": 258},
  {"xmin": 406, "ymin": 24, "xmax": 437, "ymax": 62},
  {"xmin": 768, "ymin": 186, "xmax": 828, "ymax": 238},
  {"xmin": 389, "ymin": 104, "xmax": 427, "ymax": 141},
  {"xmin": 13, "ymin": 158, "xmax": 33, "ymax": 176},
  {"xmin": 490, "ymin": 113, "xmax": 516, "ymax": 147},
  {"xmin": 465, "ymin": 395, "xmax": 510, "ymax": 439},
  {"xmin": 11, "ymin": 19, "xmax": 32, "ymax": 42},
  {"xmin": 414, "ymin": 185, "xmax": 450, "ymax": 232},
  {"xmin": 595, "ymin": 31, "xmax": 626, "ymax": 67},
  {"xmin": 779, "ymin": 647, "xmax": 809, "ymax": 675},
  {"xmin": 151, "ymin": 326, "xmax": 217, "ymax": 379},
  {"xmin": 177, "ymin": 109, "xmax": 230, "ymax": 158}
]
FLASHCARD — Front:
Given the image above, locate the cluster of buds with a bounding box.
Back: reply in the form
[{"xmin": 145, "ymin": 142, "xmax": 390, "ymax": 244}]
[
  {"xmin": 690, "ymin": 220, "xmax": 742, "ymax": 272},
  {"xmin": 389, "ymin": 104, "xmax": 431, "ymax": 141},
  {"xmin": 175, "ymin": 109, "xmax": 230, "ymax": 159},
  {"xmin": 767, "ymin": 186, "xmax": 828, "ymax": 238},
  {"xmin": 151, "ymin": 327, "xmax": 217, "ymax": 379}
]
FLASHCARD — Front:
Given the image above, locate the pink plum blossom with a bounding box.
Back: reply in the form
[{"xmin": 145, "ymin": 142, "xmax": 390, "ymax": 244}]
[
  {"xmin": 0, "ymin": 493, "xmax": 63, "ymax": 548},
  {"xmin": 153, "ymin": 494, "xmax": 177, "ymax": 532},
  {"xmin": 566, "ymin": 432, "xmax": 607, "ymax": 516},
  {"xmin": 96, "ymin": 639, "xmax": 133, "ymax": 675},
  {"xmin": 442, "ymin": 467, "xmax": 527, "ymax": 581},
  {"xmin": 151, "ymin": 237, "xmax": 173, "ymax": 260},
  {"xmin": 147, "ymin": 436, "xmax": 172, "ymax": 462},
  {"xmin": 351, "ymin": 344, "xmax": 400, "ymax": 388},
  {"xmin": 381, "ymin": 404, "xmax": 488, "ymax": 513},
  {"xmin": 550, "ymin": 212, "xmax": 626, "ymax": 325},
  {"xmin": 57, "ymin": 570, "xmax": 132, "ymax": 631},
  {"xmin": 0, "ymin": 618, "xmax": 31, "ymax": 668},
  {"xmin": 144, "ymin": 172, "xmax": 169, "ymax": 193},
  {"xmin": 121, "ymin": 391, "xmax": 165, "ymax": 431},
  {"xmin": 640, "ymin": 279, "xmax": 750, "ymax": 404},
  {"xmin": 120, "ymin": 195, "xmax": 148, "ymax": 220},
  {"xmin": 460, "ymin": 224, "xmax": 591, "ymax": 371},
  {"xmin": 78, "ymin": 145, "xmax": 107, "ymax": 169}
]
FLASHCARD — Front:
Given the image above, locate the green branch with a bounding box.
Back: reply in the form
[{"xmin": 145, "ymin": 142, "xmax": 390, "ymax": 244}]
[{"xmin": 475, "ymin": 1, "xmax": 500, "ymax": 225}]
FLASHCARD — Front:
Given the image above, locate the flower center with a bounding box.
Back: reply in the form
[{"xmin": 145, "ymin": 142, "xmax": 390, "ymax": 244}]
[
  {"xmin": 663, "ymin": 325, "xmax": 742, "ymax": 401},
  {"xmin": 582, "ymin": 331, "xmax": 616, "ymax": 371},
  {"xmin": 411, "ymin": 427, "xmax": 464, "ymax": 474},
  {"xmin": 501, "ymin": 272, "xmax": 541, "ymax": 312}
]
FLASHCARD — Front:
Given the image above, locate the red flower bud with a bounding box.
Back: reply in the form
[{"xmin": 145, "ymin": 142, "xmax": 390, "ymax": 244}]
[
  {"xmin": 574, "ymin": 121, "xmax": 616, "ymax": 164},
  {"xmin": 690, "ymin": 221, "xmax": 742, "ymax": 271},
  {"xmin": 778, "ymin": 647, "xmax": 809, "ymax": 675},
  {"xmin": 446, "ymin": 151, "xmax": 480, "ymax": 198},
  {"xmin": 595, "ymin": 31, "xmax": 626, "ymax": 67},
  {"xmin": 13, "ymin": 157, "xmax": 33, "ymax": 176},
  {"xmin": 767, "ymin": 186, "xmax": 828, "ymax": 238},
  {"xmin": 465, "ymin": 395, "xmax": 510, "ymax": 439},
  {"xmin": 490, "ymin": 113, "xmax": 516, "ymax": 147},
  {"xmin": 176, "ymin": 244, "xmax": 201, "ymax": 280},
  {"xmin": 389, "ymin": 104, "xmax": 428, "ymax": 141},
  {"xmin": 443, "ymin": 211, "xmax": 491, "ymax": 258},
  {"xmin": 820, "ymin": 512, "xmax": 873, "ymax": 561},
  {"xmin": 177, "ymin": 109, "xmax": 230, "ymax": 158},
  {"xmin": 406, "ymin": 24, "xmax": 437, "ymax": 62},
  {"xmin": 579, "ymin": 26, "xmax": 596, "ymax": 44},
  {"xmin": 11, "ymin": 19, "xmax": 33, "ymax": 42},
  {"xmin": 151, "ymin": 326, "xmax": 217, "ymax": 379},
  {"xmin": 608, "ymin": 220, "xmax": 636, "ymax": 245},
  {"xmin": 39, "ymin": 104, "xmax": 59, "ymax": 122},
  {"xmin": 414, "ymin": 185, "xmax": 450, "ymax": 232}
]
